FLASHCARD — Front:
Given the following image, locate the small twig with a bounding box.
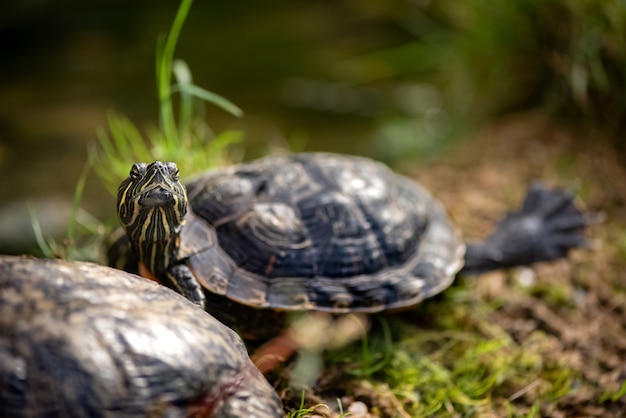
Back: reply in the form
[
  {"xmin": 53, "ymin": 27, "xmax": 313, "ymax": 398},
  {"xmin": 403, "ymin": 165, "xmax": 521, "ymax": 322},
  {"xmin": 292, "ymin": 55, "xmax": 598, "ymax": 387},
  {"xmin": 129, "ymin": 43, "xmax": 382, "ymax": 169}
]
[{"xmin": 508, "ymin": 379, "xmax": 542, "ymax": 401}]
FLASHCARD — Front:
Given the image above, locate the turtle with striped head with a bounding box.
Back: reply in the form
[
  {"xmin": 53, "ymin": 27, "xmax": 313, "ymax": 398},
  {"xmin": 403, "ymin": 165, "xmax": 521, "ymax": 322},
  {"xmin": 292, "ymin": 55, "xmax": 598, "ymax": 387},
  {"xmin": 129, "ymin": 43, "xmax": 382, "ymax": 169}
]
[{"xmin": 109, "ymin": 154, "xmax": 591, "ymax": 336}]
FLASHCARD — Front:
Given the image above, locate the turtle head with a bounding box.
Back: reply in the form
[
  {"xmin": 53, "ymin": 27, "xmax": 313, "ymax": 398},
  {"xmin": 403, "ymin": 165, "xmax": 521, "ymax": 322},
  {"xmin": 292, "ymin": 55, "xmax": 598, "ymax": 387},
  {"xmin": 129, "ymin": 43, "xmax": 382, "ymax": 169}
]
[{"xmin": 117, "ymin": 161, "xmax": 187, "ymax": 275}]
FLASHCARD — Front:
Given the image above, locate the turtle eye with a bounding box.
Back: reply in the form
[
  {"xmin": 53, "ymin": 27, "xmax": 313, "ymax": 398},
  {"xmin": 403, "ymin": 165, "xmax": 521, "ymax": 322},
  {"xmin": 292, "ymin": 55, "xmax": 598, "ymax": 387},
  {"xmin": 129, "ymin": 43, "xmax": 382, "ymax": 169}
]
[
  {"xmin": 130, "ymin": 163, "xmax": 147, "ymax": 180},
  {"xmin": 166, "ymin": 162, "xmax": 180, "ymax": 181}
]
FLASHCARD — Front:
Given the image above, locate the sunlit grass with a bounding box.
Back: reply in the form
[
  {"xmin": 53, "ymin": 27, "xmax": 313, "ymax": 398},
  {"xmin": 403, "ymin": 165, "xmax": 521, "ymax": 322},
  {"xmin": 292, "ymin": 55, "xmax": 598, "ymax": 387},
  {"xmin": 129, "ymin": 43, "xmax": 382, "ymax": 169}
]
[
  {"xmin": 29, "ymin": 155, "xmax": 104, "ymax": 261},
  {"xmin": 285, "ymin": 392, "xmax": 322, "ymax": 418},
  {"xmin": 601, "ymin": 380, "xmax": 626, "ymax": 403},
  {"xmin": 32, "ymin": 0, "xmax": 245, "ymax": 258},
  {"xmin": 286, "ymin": 392, "xmax": 351, "ymax": 418},
  {"xmin": 383, "ymin": 328, "xmax": 572, "ymax": 416},
  {"xmin": 315, "ymin": 282, "xmax": 580, "ymax": 417},
  {"xmin": 93, "ymin": 0, "xmax": 244, "ymax": 194}
]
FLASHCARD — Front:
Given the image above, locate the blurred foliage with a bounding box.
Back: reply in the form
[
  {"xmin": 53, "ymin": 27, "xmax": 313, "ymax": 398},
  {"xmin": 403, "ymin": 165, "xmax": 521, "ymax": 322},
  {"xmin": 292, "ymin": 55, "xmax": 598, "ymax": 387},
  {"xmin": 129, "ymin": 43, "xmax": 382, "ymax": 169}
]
[
  {"xmin": 334, "ymin": 0, "xmax": 626, "ymax": 156},
  {"xmin": 436, "ymin": 0, "xmax": 626, "ymax": 133}
]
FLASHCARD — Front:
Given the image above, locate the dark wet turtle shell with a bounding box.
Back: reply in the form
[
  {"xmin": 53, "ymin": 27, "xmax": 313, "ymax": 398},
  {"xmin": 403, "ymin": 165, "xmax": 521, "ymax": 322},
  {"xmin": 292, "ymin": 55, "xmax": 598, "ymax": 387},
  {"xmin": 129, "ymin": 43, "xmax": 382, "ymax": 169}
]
[
  {"xmin": 177, "ymin": 153, "xmax": 464, "ymax": 312},
  {"xmin": 0, "ymin": 255, "xmax": 284, "ymax": 418}
]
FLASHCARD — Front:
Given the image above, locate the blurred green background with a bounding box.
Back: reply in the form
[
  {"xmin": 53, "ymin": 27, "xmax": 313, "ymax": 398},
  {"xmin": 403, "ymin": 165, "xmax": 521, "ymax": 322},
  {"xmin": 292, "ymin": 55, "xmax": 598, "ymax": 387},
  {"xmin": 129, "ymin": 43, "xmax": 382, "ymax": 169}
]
[{"xmin": 1, "ymin": 0, "xmax": 624, "ymax": 254}]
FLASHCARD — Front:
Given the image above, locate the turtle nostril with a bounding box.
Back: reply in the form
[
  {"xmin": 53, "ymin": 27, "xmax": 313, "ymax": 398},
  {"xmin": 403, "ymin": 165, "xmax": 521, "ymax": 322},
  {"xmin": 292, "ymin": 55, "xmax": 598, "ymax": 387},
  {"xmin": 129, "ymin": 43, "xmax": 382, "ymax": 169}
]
[{"xmin": 140, "ymin": 187, "xmax": 175, "ymax": 207}]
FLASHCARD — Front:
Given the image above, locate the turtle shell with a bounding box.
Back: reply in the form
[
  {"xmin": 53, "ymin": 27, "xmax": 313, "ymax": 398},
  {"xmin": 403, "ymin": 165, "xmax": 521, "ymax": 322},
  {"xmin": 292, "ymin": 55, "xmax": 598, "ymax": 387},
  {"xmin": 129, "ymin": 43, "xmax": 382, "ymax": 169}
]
[
  {"xmin": 0, "ymin": 255, "xmax": 283, "ymax": 418},
  {"xmin": 180, "ymin": 153, "xmax": 464, "ymax": 313}
]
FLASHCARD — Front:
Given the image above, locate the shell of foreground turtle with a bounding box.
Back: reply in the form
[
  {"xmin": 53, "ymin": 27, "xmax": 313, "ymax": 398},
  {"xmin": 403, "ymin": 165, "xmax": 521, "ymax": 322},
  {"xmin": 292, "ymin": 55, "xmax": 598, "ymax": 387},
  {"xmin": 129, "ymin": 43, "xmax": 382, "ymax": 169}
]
[
  {"xmin": 180, "ymin": 153, "xmax": 465, "ymax": 313},
  {"xmin": 0, "ymin": 255, "xmax": 284, "ymax": 418}
]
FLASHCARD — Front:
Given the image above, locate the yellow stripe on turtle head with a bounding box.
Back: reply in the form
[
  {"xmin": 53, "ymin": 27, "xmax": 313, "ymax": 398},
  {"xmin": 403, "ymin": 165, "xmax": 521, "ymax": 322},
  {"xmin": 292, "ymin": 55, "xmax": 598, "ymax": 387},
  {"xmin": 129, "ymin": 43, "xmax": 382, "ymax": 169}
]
[{"xmin": 116, "ymin": 161, "xmax": 188, "ymax": 277}]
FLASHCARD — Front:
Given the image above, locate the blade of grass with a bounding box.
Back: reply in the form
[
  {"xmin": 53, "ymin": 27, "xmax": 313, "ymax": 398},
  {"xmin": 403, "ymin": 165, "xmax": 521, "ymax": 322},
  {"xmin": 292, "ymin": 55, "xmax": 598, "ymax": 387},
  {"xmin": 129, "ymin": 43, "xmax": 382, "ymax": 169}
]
[
  {"xmin": 28, "ymin": 203, "xmax": 55, "ymax": 259},
  {"xmin": 172, "ymin": 59, "xmax": 194, "ymax": 142},
  {"xmin": 178, "ymin": 83, "xmax": 244, "ymax": 117},
  {"xmin": 349, "ymin": 316, "xmax": 393, "ymax": 377},
  {"xmin": 203, "ymin": 130, "xmax": 243, "ymax": 166},
  {"xmin": 66, "ymin": 153, "xmax": 94, "ymax": 244},
  {"xmin": 117, "ymin": 113, "xmax": 151, "ymax": 160},
  {"xmin": 157, "ymin": 0, "xmax": 194, "ymax": 146}
]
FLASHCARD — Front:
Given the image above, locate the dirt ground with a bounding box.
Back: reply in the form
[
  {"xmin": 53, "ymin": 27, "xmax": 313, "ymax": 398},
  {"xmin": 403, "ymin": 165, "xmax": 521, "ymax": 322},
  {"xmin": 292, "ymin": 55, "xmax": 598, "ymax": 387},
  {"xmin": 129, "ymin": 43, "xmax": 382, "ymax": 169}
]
[
  {"xmin": 278, "ymin": 113, "xmax": 626, "ymax": 417},
  {"xmin": 415, "ymin": 114, "xmax": 626, "ymax": 417}
]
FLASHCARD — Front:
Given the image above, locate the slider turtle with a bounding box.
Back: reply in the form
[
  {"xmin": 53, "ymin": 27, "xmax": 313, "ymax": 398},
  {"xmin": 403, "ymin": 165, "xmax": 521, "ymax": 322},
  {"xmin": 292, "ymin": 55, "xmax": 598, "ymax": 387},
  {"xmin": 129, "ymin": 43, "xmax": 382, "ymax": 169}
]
[
  {"xmin": 108, "ymin": 153, "xmax": 589, "ymax": 334},
  {"xmin": 0, "ymin": 255, "xmax": 284, "ymax": 417}
]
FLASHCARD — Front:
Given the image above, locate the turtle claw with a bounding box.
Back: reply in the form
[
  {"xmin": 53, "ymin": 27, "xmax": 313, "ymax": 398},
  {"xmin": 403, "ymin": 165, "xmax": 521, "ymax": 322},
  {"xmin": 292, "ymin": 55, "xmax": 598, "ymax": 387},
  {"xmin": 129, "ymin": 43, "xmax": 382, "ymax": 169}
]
[
  {"xmin": 463, "ymin": 182, "xmax": 597, "ymax": 274},
  {"xmin": 492, "ymin": 182, "xmax": 594, "ymax": 265},
  {"xmin": 522, "ymin": 182, "xmax": 580, "ymax": 220},
  {"xmin": 166, "ymin": 264, "xmax": 206, "ymax": 308}
]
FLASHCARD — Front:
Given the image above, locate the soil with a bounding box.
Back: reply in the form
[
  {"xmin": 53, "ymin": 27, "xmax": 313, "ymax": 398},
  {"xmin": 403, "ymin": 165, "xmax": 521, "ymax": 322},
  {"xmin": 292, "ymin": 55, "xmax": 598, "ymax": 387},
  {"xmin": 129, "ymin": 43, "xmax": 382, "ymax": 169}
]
[{"xmin": 276, "ymin": 113, "xmax": 626, "ymax": 417}]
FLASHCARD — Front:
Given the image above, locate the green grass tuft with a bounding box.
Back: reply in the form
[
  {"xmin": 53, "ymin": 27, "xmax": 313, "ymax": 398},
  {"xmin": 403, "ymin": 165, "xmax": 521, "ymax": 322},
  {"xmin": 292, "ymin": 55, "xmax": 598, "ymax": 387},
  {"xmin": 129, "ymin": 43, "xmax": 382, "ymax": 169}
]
[
  {"xmin": 320, "ymin": 281, "xmax": 580, "ymax": 417},
  {"xmin": 30, "ymin": 154, "xmax": 104, "ymax": 261},
  {"xmin": 93, "ymin": 0, "xmax": 244, "ymax": 195},
  {"xmin": 286, "ymin": 392, "xmax": 351, "ymax": 418},
  {"xmin": 600, "ymin": 379, "xmax": 626, "ymax": 403},
  {"xmin": 32, "ymin": 0, "xmax": 245, "ymax": 258},
  {"xmin": 349, "ymin": 317, "xmax": 394, "ymax": 378}
]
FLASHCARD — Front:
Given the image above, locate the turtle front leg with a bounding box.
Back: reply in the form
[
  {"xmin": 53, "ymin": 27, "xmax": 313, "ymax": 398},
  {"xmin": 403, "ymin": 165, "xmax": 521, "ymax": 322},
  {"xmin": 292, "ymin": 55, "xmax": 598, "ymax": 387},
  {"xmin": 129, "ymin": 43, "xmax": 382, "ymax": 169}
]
[
  {"xmin": 163, "ymin": 264, "xmax": 206, "ymax": 308},
  {"xmin": 462, "ymin": 182, "xmax": 596, "ymax": 275}
]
